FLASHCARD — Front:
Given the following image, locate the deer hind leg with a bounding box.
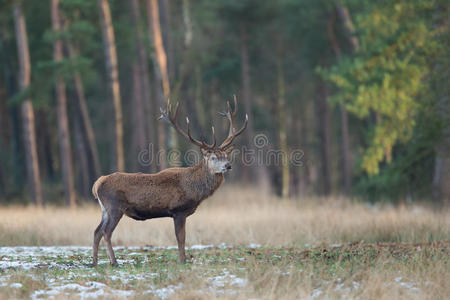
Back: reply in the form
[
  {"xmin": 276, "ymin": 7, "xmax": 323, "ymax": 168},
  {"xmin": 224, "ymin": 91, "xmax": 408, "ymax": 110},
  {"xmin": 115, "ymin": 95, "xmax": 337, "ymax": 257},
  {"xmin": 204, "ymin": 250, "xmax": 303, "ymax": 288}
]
[
  {"xmin": 103, "ymin": 209, "xmax": 123, "ymax": 267},
  {"xmin": 173, "ymin": 215, "xmax": 187, "ymax": 264},
  {"xmin": 92, "ymin": 213, "xmax": 107, "ymax": 266},
  {"xmin": 92, "ymin": 199, "xmax": 108, "ymax": 266}
]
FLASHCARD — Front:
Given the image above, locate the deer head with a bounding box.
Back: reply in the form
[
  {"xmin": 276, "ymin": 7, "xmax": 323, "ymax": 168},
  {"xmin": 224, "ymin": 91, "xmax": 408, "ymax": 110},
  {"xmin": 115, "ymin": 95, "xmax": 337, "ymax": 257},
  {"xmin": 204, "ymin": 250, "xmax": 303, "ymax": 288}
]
[{"xmin": 158, "ymin": 96, "xmax": 248, "ymax": 174}]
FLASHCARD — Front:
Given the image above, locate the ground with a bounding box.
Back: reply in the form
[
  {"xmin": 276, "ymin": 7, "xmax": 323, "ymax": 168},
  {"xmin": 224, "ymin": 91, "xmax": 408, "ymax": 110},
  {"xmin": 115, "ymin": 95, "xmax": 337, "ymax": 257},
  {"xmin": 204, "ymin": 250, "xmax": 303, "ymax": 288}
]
[
  {"xmin": 0, "ymin": 187, "xmax": 449, "ymax": 299},
  {"xmin": 0, "ymin": 243, "xmax": 449, "ymax": 299}
]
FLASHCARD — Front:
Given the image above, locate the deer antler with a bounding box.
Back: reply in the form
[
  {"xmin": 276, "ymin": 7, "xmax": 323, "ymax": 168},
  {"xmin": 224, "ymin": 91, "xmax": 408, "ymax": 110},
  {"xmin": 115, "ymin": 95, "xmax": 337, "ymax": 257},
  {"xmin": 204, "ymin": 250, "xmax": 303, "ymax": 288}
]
[
  {"xmin": 218, "ymin": 95, "xmax": 248, "ymax": 150},
  {"xmin": 158, "ymin": 100, "xmax": 216, "ymax": 149}
]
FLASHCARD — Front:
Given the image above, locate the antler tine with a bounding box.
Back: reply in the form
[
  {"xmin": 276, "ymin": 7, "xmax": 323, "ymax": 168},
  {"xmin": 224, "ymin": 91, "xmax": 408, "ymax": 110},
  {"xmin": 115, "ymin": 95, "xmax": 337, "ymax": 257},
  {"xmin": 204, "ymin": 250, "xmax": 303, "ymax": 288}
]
[
  {"xmin": 186, "ymin": 117, "xmax": 208, "ymax": 148},
  {"xmin": 219, "ymin": 114, "xmax": 248, "ymax": 149},
  {"xmin": 218, "ymin": 96, "xmax": 238, "ymax": 138},
  {"xmin": 157, "ymin": 100, "xmax": 170, "ymax": 122},
  {"xmin": 166, "ymin": 99, "xmax": 172, "ymax": 118},
  {"xmin": 159, "ymin": 101, "xmax": 205, "ymax": 148},
  {"xmin": 199, "ymin": 126, "xmax": 217, "ymax": 149},
  {"xmin": 233, "ymin": 114, "xmax": 248, "ymax": 137},
  {"xmin": 218, "ymin": 96, "xmax": 247, "ymax": 149},
  {"xmin": 225, "ymin": 101, "xmax": 234, "ymax": 137}
]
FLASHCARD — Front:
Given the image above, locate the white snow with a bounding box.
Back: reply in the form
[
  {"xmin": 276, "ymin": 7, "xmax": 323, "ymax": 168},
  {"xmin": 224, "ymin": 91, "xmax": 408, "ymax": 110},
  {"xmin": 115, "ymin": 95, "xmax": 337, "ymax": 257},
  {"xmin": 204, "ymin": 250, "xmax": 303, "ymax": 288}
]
[
  {"xmin": 392, "ymin": 277, "xmax": 420, "ymax": 293},
  {"xmin": 144, "ymin": 283, "xmax": 183, "ymax": 299},
  {"xmin": 207, "ymin": 269, "xmax": 248, "ymax": 295},
  {"xmin": 30, "ymin": 282, "xmax": 134, "ymax": 300},
  {"xmin": 352, "ymin": 281, "xmax": 360, "ymax": 289},
  {"xmin": 311, "ymin": 288, "xmax": 323, "ymax": 298},
  {"xmin": 189, "ymin": 244, "xmax": 214, "ymax": 250}
]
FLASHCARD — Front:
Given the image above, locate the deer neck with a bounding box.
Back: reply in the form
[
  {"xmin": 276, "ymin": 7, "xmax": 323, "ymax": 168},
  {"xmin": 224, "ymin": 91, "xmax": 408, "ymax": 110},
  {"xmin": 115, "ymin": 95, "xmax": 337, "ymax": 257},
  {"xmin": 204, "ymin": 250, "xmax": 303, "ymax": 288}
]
[{"xmin": 184, "ymin": 160, "xmax": 223, "ymax": 201}]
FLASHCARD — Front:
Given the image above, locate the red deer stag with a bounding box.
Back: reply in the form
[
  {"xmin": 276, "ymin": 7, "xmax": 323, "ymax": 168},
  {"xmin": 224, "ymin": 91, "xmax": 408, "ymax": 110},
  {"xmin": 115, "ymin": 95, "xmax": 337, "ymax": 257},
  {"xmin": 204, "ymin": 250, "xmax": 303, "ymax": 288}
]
[{"xmin": 91, "ymin": 98, "xmax": 247, "ymax": 266}]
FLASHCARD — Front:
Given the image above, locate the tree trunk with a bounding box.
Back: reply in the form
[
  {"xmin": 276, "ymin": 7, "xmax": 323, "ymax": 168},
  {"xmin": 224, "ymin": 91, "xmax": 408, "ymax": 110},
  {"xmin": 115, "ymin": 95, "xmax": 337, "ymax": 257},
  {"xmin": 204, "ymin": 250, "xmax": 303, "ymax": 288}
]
[
  {"xmin": 433, "ymin": 147, "xmax": 450, "ymax": 205},
  {"xmin": 13, "ymin": 3, "xmax": 43, "ymax": 206},
  {"xmin": 147, "ymin": 0, "xmax": 179, "ymax": 167},
  {"xmin": 194, "ymin": 66, "xmax": 206, "ymax": 129},
  {"xmin": 130, "ymin": 0, "xmax": 154, "ymax": 172},
  {"xmin": 131, "ymin": 62, "xmax": 148, "ymax": 172},
  {"xmin": 340, "ymin": 108, "xmax": 351, "ymax": 192},
  {"xmin": 171, "ymin": 0, "xmax": 194, "ymax": 101},
  {"xmin": 240, "ymin": 24, "xmax": 254, "ymax": 149},
  {"xmin": 147, "ymin": 0, "xmax": 166, "ymax": 170},
  {"xmin": 158, "ymin": 0, "xmax": 175, "ymax": 81},
  {"xmin": 36, "ymin": 111, "xmax": 54, "ymax": 180},
  {"xmin": 240, "ymin": 24, "xmax": 252, "ymax": 182},
  {"xmin": 0, "ymin": 31, "xmax": 22, "ymax": 195},
  {"xmin": 277, "ymin": 61, "xmax": 289, "ymax": 198},
  {"xmin": 0, "ymin": 83, "xmax": 8, "ymax": 193},
  {"xmin": 98, "ymin": 0, "xmax": 124, "ymax": 172},
  {"xmin": 297, "ymin": 111, "xmax": 311, "ymax": 196},
  {"xmin": 327, "ymin": 11, "xmax": 352, "ymax": 194},
  {"xmin": 74, "ymin": 115, "xmax": 90, "ymax": 198},
  {"xmin": 317, "ymin": 80, "xmax": 332, "ymax": 195},
  {"xmin": 51, "ymin": 0, "xmax": 76, "ymax": 207},
  {"xmin": 335, "ymin": 3, "xmax": 361, "ymax": 192},
  {"xmin": 182, "ymin": 0, "xmax": 193, "ymax": 48},
  {"xmin": 66, "ymin": 43, "xmax": 101, "ymax": 179},
  {"xmin": 335, "ymin": 2, "xmax": 359, "ymax": 52},
  {"xmin": 148, "ymin": 0, "xmax": 170, "ymax": 98},
  {"xmin": 432, "ymin": 74, "xmax": 450, "ymax": 204},
  {"xmin": 240, "ymin": 23, "xmax": 270, "ymax": 189},
  {"xmin": 150, "ymin": 58, "xmax": 167, "ymax": 170}
]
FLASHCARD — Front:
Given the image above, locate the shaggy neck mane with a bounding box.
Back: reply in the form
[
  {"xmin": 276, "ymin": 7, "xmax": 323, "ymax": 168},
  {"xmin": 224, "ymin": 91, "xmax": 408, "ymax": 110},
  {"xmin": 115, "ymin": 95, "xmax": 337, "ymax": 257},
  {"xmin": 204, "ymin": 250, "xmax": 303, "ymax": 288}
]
[{"xmin": 184, "ymin": 159, "xmax": 223, "ymax": 201}]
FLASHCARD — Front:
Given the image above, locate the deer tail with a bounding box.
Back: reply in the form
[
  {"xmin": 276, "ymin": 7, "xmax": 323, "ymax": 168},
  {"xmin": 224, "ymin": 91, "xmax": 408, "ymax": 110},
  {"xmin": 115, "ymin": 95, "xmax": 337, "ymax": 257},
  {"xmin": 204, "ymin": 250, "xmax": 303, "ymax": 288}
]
[{"xmin": 92, "ymin": 176, "xmax": 106, "ymax": 199}]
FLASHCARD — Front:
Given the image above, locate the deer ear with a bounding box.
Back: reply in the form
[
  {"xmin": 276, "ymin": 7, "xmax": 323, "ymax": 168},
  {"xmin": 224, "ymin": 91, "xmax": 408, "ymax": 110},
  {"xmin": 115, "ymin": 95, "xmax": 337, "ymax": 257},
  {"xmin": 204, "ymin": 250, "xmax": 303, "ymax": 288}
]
[{"xmin": 200, "ymin": 148, "xmax": 209, "ymax": 156}]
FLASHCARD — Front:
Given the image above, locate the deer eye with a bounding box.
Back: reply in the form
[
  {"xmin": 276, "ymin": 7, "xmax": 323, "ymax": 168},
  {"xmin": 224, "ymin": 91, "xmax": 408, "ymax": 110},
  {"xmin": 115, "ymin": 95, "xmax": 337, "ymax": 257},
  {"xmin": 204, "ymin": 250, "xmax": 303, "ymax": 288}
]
[{"xmin": 211, "ymin": 156, "xmax": 217, "ymax": 161}]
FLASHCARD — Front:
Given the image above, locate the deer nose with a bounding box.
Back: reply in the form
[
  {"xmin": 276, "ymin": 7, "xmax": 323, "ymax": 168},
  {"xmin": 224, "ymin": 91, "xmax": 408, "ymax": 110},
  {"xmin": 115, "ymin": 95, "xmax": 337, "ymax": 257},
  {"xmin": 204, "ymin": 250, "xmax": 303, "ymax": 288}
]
[{"xmin": 225, "ymin": 163, "xmax": 232, "ymax": 170}]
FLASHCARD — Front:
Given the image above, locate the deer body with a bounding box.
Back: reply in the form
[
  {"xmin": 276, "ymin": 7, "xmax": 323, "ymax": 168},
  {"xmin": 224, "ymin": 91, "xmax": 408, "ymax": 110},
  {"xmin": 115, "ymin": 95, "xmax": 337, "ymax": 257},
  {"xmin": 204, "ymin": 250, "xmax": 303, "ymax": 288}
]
[
  {"xmin": 92, "ymin": 97, "xmax": 247, "ymax": 267},
  {"xmin": 93, "ymin": 161, "xmax": 223, "ymax": 221}
]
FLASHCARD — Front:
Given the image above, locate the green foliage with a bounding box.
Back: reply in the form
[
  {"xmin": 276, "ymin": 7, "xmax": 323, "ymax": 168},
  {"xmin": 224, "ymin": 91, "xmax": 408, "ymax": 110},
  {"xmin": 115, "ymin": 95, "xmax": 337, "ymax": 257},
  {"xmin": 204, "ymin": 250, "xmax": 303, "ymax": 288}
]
[{"xmin": 322, "ymin": 1, "xmax": 440, "ymax": 175}]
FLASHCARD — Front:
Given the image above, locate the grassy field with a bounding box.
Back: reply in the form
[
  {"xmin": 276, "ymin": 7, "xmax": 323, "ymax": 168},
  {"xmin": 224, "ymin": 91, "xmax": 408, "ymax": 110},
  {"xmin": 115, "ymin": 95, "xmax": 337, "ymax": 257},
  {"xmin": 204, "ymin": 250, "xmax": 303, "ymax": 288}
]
[{"xmin": 0, "ymin": 186, "xmax": 449, "ymax": 299}]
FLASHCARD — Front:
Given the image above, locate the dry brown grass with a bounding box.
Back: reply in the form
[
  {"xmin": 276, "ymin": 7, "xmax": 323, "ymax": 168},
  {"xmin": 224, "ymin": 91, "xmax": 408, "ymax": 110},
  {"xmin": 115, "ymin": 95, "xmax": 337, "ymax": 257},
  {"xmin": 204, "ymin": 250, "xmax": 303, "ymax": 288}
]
[{"xmin": 0, "ymin": 186, "xmax": 449, "ymax": 247}]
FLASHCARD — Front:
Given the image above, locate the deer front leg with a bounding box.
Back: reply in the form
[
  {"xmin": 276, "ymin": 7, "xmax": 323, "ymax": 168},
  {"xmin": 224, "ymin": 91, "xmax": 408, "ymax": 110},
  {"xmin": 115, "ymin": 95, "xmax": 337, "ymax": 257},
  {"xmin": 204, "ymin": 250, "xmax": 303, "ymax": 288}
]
[{"xmin": 173, "ymin": 215, "xmax": 186, "ymax": 263}]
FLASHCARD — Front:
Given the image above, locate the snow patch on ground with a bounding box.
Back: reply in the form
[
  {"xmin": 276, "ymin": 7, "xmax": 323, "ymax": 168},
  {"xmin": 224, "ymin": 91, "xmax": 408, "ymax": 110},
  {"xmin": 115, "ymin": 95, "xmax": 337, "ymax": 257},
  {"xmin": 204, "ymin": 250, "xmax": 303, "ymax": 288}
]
[
  {"xmin": 311, "ymin": 288, "xmax": 323, "ymax": 298},
  {"xmin": 206, "ymin": 269, "xmax": 248, "ymax": 295},
  {"xmin": 391, "ymin": 277, "xmax": 420, "ymax": 293},
  {"xmin": 189, "ymin": 244, "xmax": 214, "ymax": 250},
  {"xmin": 144, "ymin": 283, "xmax": 183, "ymax": 299},
  {"xmin": 0, "ymin": 245, "xmax": 251, "ymax": 299},
  {"xmin": 30, "ymin": 281, "xmax": 134, "ymax": 300}
]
